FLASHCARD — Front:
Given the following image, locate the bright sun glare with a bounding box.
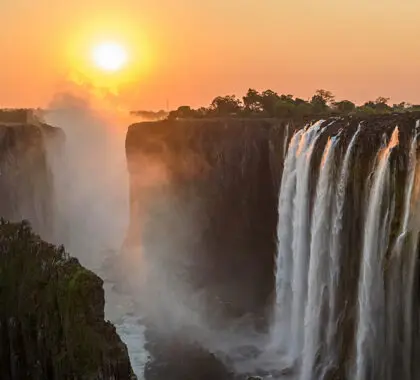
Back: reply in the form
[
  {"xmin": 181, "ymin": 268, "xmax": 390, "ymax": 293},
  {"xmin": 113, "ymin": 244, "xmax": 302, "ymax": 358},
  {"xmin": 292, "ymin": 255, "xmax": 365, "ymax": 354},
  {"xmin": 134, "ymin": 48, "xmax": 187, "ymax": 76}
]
[{"xmin": 91, "ymin": 42, "xmax": 128, "ymax": 72}]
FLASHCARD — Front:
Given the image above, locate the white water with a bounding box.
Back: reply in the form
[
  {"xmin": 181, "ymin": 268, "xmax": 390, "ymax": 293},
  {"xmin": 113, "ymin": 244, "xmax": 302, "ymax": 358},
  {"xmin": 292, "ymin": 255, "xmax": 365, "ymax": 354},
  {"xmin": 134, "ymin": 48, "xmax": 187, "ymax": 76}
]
[
  {"xmin": 275, "ymin": 129, "xmax": 303, "ymax": 345},
  {"xmin": 354, "ymin": 127, "xmax": 399, "ymax": 380},
  {"xmin": 274, "ymin": 120, "xmax": 420, "ymax": 380},
  {"xmin": 300, "ymin": 136, "xmax": 338, "ymax": 380},
  {"xmin": 290, "ymin": 120, "xmax": 324, "ymax": 360},
  {"xmin": 387, "ymin": 130, "xmax": 419, "ymax": 380},
  {"xmin": 273, "ymin": 120, "xmax": 325, "ymax": 366},
  {"xmin": 324, "ymin": 123, "xmax": 362, "ymax": 370}
]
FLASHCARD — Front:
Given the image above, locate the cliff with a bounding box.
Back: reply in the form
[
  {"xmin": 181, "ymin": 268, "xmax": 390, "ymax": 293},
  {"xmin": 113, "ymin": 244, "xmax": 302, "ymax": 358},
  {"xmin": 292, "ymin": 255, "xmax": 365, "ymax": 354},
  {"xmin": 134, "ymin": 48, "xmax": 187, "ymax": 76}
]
[
  {"xmin": 124, "ymin": 118, "xmax": 292, "ymax": 323},
  {"xmin": 0, "ymin": 119, "xmax": 64, "ymax": 241},
  {"xmin": 124, "ymin": 113, "xmax": 420, "ymax": 379},
  {"xmin": 0, "ymin": 220, "xmax": 136, "ymax": 380},
  {"xmin": 124, "ymin": 118, "xmax": 291, "ymax": 378}
]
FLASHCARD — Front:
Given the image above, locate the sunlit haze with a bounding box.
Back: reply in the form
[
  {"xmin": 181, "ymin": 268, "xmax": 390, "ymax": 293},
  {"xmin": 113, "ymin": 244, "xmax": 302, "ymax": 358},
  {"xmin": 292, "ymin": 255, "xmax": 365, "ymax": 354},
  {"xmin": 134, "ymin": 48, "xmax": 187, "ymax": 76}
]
[{"xmin": 1, "ymin": 0, "xmax": 420, "ymax": 110}]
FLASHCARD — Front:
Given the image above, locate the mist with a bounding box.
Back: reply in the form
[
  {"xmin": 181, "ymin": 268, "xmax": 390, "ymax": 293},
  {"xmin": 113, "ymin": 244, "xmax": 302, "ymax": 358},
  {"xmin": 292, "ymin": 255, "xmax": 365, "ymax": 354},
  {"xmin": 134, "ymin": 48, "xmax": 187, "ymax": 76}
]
[
  {"xmin": 44, "ymin": 86, "xmax": 131, "ymax": 268},
  {"xmin": 41, "ymin": 86, "xmax": 276, "ymax": 378}
]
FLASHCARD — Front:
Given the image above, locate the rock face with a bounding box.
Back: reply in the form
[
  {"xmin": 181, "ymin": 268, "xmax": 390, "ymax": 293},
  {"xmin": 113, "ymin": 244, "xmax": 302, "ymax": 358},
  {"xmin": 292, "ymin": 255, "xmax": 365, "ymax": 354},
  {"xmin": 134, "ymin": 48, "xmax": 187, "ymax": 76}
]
[
  {"xmin": 0, "ymin": 220, "xmax": 136, "ymax": 380},
  {"xmin": 124, "ymin": 118, "xmax": 292, "ymax": 378},
  {"xmin": 0, "ymin": 118, "xmax": 64, "ymax": 241},
  {"xmin": 124, "ymin": 119, "xmax": 290, "ymax": 322},
  {"xmin": 0, "ymin": 112, "xmax": 136, "ymax": 379},
  {"xmin": 124, "ymin": 113, "xmax": 420, "ymax": 379}
]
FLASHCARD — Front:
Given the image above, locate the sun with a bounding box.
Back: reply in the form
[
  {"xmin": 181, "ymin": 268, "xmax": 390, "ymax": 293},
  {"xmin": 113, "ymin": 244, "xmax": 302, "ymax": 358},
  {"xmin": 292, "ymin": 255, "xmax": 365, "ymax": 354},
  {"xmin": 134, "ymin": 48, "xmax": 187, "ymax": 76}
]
[{"xmin": 91, "ymin": 42, "xmax": 128, "ymax": 72}]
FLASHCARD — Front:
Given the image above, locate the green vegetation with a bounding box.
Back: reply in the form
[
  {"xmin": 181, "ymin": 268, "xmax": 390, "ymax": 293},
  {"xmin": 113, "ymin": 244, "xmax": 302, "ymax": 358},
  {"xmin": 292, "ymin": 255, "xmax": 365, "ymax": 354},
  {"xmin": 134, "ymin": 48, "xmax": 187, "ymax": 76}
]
[
  {"xmin": 0, "ymin": 220, "xmax": 135, "ymax": 380},
  {"xmin": 168, "ymin": 89, "xmax": 420, "ymax": 120}
]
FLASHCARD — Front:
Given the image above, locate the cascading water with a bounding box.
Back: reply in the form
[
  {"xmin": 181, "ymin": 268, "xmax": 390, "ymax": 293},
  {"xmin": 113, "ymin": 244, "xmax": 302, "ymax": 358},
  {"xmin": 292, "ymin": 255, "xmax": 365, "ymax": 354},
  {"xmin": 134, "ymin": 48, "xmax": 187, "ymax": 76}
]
[
  {"xmin": 324, "ymin": 123, "xmax": 362, "ymax": 374},
  {"xmin": 354, "ymin": 127, "xmax": 400, "ymax": 380},
  {"xmin": 274, "ymin": 119, "xmax": 420, "ymax": 380},
  {"xmin": 274, "ymin": 120, "xmax": 325, "ymax": 364},
  {"xmin": 290, "ymin": 120, "xmax": 324, "ymax": 360},
  {"xmin": 275, "ymin": 129, "xmax": 303, "ymax": 344},
  {"xmin": 383, "ymin": 128, "xmax": 419, "ymax": 380},
  {"xmin": 300, "ymin": 136, "xmax": 338, "ymax": 380}
]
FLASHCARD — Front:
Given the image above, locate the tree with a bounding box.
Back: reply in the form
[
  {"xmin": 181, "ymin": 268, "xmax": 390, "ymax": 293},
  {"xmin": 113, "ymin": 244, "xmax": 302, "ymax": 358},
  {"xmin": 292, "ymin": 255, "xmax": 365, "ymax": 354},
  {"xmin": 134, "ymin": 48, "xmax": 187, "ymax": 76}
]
[
  {"xmin": 274, "ymin": 100, "xmax": 295, "ymax": 118},
  {"xmin": 333, "ymin": 100, "xmax": 356, "ymax": 114},
  {"xmin": 243, "ymin": 89, "xmax": 263, "ymax": 113},
  {"xmin": 362, "ymin": 97, "xmax": 391, "ymax": 113},
  {"xmin": 294, "ymin": 102, "xmax": 314, "ymax": 118},
  {"xmin": 375, "ymin": 96, "xmax": 390, "ymax": 105},
  {"xmin": 260, "ymin": 90, "xmax": 280, "ymax": 117},
  {"xmin": 355, "ymin": 105, "xmax": 376, "ymax": 115},
  {"xmin": 168, "ymin": 105, "xmax": 197, "ymax": 119},
  {"xmin": 314, "ymin": 89, "xmax": 335, "ymax": 105},
  {"xmin": 210, "ymin": 95, "xmax": 242, "ymax": 116},
  {"xmin": 196, "ymin": 107, "xmax": 209, "ymax": 117},
  {"xmin": 392, "ymin": 102, "xmax": 407, "ymax": 112}
]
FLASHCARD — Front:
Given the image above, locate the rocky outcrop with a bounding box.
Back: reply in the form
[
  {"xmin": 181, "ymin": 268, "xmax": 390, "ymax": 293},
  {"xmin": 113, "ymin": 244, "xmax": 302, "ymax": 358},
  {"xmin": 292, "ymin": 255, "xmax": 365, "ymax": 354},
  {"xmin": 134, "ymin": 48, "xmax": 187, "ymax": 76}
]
[{"xmin": 0, "ymin": 220, "xmax": 136, "ymax": 380}]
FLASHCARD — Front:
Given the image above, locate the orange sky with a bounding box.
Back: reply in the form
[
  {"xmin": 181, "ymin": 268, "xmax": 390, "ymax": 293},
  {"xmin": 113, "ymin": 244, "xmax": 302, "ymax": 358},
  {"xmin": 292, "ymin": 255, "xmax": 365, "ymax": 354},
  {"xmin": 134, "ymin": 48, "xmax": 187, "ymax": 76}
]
[{"xmin": 1, "ymin": 0, "xmax": 420, "ymax": 110}]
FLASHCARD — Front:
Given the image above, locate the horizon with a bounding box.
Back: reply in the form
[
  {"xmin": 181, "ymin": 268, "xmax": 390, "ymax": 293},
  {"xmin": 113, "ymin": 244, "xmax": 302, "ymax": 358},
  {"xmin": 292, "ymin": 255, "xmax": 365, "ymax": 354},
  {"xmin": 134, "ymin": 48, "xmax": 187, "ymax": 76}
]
[{"xmin": 1, "ymin": 1, "xmax": 420, "ymax": 111}]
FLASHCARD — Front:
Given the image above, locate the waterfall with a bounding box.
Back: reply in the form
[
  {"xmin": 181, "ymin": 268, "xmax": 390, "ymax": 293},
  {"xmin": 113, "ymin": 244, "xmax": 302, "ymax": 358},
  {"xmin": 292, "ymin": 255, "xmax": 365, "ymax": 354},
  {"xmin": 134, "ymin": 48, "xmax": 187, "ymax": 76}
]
[
  {"xmin": 354, "ymin": 127, "xmax": 399, "ymax": 380},
  {"xmin": 324, "ymin": 123, "xmax": 362, "ymax": 372},
  {"xmin": 275, "ymin": 120, "xmax": 325, "ymax": 363},
  {"xmin": 273, "ymin": 118, "xmax": 420, "ymax": 380},
  {"xmin": 300, "ymin": 136, "xmax": 338, "ymax": 380},
  {"xmin": 385, "ymin": 129, "xmax": 419, "ymax": 380},
  {"xmin": 290, "ymin": 120, "xmax": 324, "ymax": 360},
  {"xmin": 275, "ymin": 129, "xmax": 303, "ymax": 346}
]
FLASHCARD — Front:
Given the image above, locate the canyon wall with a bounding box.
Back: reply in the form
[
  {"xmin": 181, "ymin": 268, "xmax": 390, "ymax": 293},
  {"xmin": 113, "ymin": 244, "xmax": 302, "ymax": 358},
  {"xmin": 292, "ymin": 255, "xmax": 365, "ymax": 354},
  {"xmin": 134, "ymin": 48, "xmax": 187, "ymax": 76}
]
[
  {"xmin": 124, "ymin": 118, "xmax": 291, "ymax": 378},
  {"xmin": 125, "ymin": 112, "xmax": 420, "ymax": 379},
  {"xmin": 0, "ymin": 115, "xmax": 136, "ymax": 379},
  {"xmin": 124, "ymin": 119, "xmax": 291, "ymax": 324},
  {"xmin": 0, "ymin": 120, "xmax": 63, "ymax": 241}
]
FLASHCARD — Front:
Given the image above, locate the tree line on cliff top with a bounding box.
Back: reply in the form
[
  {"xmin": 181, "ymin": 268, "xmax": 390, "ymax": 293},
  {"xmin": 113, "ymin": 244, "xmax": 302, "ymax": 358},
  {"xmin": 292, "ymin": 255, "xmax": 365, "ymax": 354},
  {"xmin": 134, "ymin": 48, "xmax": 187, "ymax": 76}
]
[{"xmin": 167, "ymin": 89, "xmax": 420, "ymax": 120}]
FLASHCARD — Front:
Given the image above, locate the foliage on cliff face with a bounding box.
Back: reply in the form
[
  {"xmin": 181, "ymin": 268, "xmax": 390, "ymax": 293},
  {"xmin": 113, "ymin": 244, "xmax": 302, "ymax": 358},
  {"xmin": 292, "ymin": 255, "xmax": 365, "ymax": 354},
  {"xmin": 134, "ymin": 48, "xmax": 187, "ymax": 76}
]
[{"xmin": 0, "ymin": 220, "xmax": 136, "ymax": 380}]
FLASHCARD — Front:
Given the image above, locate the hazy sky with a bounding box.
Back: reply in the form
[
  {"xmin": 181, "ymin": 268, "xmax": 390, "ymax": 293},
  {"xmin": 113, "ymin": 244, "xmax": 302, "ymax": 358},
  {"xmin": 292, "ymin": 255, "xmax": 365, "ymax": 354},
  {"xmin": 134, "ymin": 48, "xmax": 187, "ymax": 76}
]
[{"xmin": 1, "ymin": 0, "xmax": 419, "ymax": 110}]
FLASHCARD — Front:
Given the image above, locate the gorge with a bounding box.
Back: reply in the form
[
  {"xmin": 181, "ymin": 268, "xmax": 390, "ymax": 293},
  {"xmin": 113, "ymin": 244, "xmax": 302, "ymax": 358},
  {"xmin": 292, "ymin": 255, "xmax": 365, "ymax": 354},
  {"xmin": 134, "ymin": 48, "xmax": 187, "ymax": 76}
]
[{"xmin": 2, "ymin": 107, "xmax": 420, "ymax": 380}]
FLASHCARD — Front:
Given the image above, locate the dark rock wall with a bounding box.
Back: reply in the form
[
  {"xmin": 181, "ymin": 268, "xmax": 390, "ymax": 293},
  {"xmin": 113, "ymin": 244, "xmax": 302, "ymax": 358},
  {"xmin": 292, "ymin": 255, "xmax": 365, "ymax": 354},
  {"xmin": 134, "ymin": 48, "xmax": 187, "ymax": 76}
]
[
  {"xmin": 125, "ymin": 119, "xmax": 291, "ymax": 325},
  {"xmin": 125, "ymin": 112, "xmax": 420, "ymax": 379},
  {"xmin": 0, "ymin": 220, "xmax": 136, "ymax": 380},
  {"xmin": 0, "ymin": 122, "xmax": 63, "ymax": 241},
  {"xmin": 125, "ymin": 118, "xmax": 291, "ymax": 379}
]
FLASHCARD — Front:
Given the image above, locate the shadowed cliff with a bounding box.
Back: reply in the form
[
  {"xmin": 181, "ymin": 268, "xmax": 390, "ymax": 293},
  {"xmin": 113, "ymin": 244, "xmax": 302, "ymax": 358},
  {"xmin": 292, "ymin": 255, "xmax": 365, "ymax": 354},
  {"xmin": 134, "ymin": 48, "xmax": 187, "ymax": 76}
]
[
  {"xmin": 0, "ymin": 112, "xmax": 137, "ymax": 380},
  {"xmin": 0, "ymin": 220, "xmax": 136, "ymax": 380},
  {"xmin": 124, "ymin": 119, "xmax": 293, "ymax": 324},
  {"xmin": 124, "ymin": 112, "xmax": 420, "ymax": 379},
  {"xmin": 0, "ymin": 119, "xmax": 64, "ymax": 241},
  {"xmin": 124, "ymin": 118, "xmax": 292, "ymax": 379}
]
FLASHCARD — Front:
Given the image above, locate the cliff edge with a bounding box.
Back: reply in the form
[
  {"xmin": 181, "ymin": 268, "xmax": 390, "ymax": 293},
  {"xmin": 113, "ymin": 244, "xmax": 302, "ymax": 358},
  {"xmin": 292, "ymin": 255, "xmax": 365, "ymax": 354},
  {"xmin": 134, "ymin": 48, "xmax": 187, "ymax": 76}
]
[
  {"xmin": 0, "ymin": 220, "xmax": 136, "ymax": 380},
  {"xmin": 0, "ymin": 112, "xmax": 64, "ymax": 241}
]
